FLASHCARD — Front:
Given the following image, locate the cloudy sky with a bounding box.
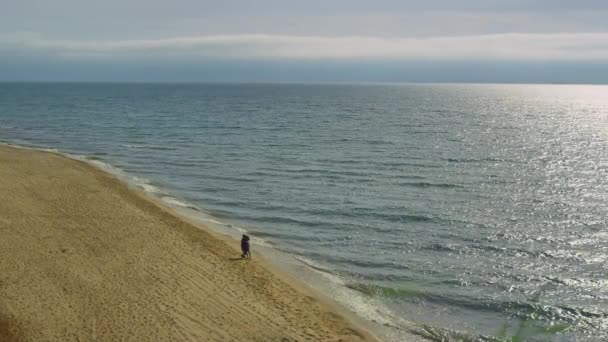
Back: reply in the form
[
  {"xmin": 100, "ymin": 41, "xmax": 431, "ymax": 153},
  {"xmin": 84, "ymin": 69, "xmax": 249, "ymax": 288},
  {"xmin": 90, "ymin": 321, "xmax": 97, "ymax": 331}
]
[{"xmin": 2, "ymin": 0, "xmax": 608, "ymax": 83}]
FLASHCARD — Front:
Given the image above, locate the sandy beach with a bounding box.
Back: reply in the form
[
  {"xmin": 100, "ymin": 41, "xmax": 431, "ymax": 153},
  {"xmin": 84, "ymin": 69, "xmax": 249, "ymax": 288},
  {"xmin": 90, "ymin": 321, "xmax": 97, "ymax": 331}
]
[{"xmin": 0, "ymin": 145, "xmax": 375, "ymax": 341}]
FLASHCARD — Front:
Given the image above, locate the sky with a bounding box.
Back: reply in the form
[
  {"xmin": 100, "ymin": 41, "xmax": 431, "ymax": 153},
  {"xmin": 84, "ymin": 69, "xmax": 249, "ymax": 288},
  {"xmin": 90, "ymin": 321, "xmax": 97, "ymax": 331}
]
[{"xmin": 1, "ymin": 0, "xmax": 608, "ymax": 83}]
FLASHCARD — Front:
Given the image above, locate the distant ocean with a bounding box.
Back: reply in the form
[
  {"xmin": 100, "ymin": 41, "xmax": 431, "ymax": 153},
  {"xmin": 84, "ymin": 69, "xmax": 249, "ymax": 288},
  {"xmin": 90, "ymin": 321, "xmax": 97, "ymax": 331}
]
[{"xmin": 1, "ymin": 82, "xmax": 607, "ymax": 341}]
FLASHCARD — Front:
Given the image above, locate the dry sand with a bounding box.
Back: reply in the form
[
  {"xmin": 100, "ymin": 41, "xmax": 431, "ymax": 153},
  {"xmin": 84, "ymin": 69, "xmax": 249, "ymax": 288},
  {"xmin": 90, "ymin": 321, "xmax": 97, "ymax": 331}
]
[{"xmin": 0, "ymin": 145, "xmax": 376, "ymax": 342}]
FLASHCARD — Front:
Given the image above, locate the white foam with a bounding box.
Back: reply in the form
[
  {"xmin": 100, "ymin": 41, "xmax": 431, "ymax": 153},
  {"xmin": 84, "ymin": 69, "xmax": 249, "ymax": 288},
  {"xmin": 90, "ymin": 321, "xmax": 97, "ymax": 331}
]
[
  {"xmin": 231, "ymin": 225, "xmax": 248, "ymax": 233},
  {"xmin": 135, "ymin": 182, "xmax": 162, "ymax": 194},
  {"xmin": 198, "ymin": 216, "xmax": 233, "ymax": 228},
  {"xmin": 87, "ymin": 159, "xmax": 126, "ymax": 176},
  {"xmin": 279, "ymin": 252, "xmax": 411, "ymax": 340},
  {"xmin": 121, "ymin": 144, "xmax": 139, "ymax": 149},
  {"xmin": 205, "ymin": 218, "xmax": 226, "ymax": 225},
  {"xmin": 161, "ymin": 196, "xmax": 198, "ymax": 209},
  {"xmin": 59, "ymin": 151, "xmax": 172, "ymax": 202},
  {"xmin": 38, "ymin": 147, "xmax": 60, "ymax": 153},
  {"xmin": 295, "ymin": 256, "xmax": 344, "ymax": 283},
  {"xmin": 249, "ymin": 235, "xmax": 274, "ymax": 248}
]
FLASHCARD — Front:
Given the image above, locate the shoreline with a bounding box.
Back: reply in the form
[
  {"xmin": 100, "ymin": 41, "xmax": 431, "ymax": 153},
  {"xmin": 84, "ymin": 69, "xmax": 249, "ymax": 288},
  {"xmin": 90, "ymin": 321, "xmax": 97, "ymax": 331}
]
[{"xmin": 0, "ymin": 144, "xmax": 378, "ymax": 341}]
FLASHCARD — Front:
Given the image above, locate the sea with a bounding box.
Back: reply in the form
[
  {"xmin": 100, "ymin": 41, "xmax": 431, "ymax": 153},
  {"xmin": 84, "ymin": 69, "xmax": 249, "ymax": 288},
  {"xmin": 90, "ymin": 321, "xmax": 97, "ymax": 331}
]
[{"xmin": 1, "ymin": 82, "xmax": 607, "ymax": 341}]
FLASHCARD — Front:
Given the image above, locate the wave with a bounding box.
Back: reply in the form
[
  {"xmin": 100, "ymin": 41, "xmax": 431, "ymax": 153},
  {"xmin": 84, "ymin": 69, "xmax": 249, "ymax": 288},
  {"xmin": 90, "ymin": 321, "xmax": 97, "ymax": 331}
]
[
  {"xmin": 274, "ymin": 167, "xmax": 375, "ymax": 178},
  {"xmin": 367, "ymin": 140, "xmax": 396, "ymax": 146},
  {"xmin": 120, "ymin": 143, "xmax": 178, "ymax": 151},
  {"xmin": 286, "ymin": 255, "xmax": 410, "ymax": 332},
  {"xmin": 203, "ymin": 174, "xmax": 258, "ymax": 183},
  {"xmin": 219, "ymin": 213, "xmax": 328, "ymax": 228},
  {"xmin": 160, "ymin": 196, "xmax": 200, "ymax": 210},
  {"xmin": 155, "ymin": 160, "xmax": 205, "ymax": 168},
  {"xmin": 376, "ymin": 160, "xmax": 443, "ymax": 169},
  {"xmin": 247, "ymin": 230, "xmax": 320, "ymax": 243},
  {"xmin": 397, "ymin": 181, "xmax": 464, "ymax": 189},
  {"xmin": 445, "ymin": 157, "xmax": 515, "ymax": 163},
  {"xmin": 294, "ymin": 251, "xmax": 411, "ymax": 273},
  {"xmin": 130, "ymin": 176, "xmax": 164, "ymax": 194},
  {"xmin": 369, "ymin": 212, "xmax": 434, "ymax": 223},
  {"xmin": 422, "ymin": 242, "xmax": 462, "ymax": 253},
  {"xmin": 346, "ymin": 283, "xmax": 421, "ymax": 298},
  {"xmin": 346, "ymin": 281, "xmax": 597, "ymax": 331},
  {"xmin": 293, "ymin": 255, "xmax": 337, "ymax": 276}
]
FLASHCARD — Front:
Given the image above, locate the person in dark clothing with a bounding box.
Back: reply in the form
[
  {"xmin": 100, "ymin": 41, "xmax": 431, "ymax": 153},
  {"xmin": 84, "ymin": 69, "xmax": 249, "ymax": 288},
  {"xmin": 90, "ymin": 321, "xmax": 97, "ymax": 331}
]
[{"xmin": 241, "ymin": 234, "xmax": 251, "ymax": 259}]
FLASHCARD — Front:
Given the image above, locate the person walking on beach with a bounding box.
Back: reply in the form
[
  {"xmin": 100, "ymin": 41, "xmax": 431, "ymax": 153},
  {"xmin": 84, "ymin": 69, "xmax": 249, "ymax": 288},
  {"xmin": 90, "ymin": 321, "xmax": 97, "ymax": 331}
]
[{"xmin": 241, "ymin": 234, "xmax": 251, "ymax": 259}]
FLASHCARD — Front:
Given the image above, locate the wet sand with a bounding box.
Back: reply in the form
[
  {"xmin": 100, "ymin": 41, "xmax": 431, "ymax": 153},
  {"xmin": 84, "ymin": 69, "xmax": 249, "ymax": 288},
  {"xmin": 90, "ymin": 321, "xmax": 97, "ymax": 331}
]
[{"xmin": 0, "ymin": 145, "xmax": 376, "ymax": 341}]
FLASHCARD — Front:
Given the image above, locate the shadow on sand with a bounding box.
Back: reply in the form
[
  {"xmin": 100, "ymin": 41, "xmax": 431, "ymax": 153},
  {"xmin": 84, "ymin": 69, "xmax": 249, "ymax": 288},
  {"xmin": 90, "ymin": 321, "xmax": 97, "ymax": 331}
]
[
  {"xmin": 228, "ymin": 257, "xmax": 246, "ymax": 261},
  {"xmin": 0, "ymin": 316, "xmax": 21, "ymax": 342}
]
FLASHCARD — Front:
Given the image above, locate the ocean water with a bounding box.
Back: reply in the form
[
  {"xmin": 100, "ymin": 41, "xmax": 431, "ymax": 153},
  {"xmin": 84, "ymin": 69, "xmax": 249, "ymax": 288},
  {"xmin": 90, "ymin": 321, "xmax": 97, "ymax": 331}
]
[{"xmin": 1, "ymin": 82, "xmax": 608, "ymax": 341}]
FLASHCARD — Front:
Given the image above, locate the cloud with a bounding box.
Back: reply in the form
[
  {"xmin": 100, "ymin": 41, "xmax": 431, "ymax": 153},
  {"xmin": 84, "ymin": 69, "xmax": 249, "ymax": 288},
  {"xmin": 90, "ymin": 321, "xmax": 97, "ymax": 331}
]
[
  {"xmin": 2, "ymin": 32, "xmax": 608, "ymax": 62},
  {"xmin": 3, "ymin": 2, "xmax": 608, "ymax": 43}
]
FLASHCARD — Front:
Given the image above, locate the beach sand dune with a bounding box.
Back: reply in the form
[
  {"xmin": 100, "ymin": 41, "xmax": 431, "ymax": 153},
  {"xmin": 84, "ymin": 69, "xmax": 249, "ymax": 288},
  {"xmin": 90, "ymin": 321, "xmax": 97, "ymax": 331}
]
[{"xmin": 0, "ymin": 146, "xmax": 374, "ymax": 341}]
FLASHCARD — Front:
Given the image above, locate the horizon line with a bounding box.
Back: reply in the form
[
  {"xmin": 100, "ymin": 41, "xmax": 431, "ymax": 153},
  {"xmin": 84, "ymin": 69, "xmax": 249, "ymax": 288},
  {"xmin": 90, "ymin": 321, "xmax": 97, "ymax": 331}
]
[{"xmin": 1, "ymin": 80, "xmax": 608, "ymax": 86}]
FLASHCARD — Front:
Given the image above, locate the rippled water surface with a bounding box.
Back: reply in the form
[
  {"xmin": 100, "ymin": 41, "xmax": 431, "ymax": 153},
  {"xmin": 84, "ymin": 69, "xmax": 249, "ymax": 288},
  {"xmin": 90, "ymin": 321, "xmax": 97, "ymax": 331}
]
[{"xmin": 1, "ymin": 83, "xmax": 608, "ymax": 340}]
